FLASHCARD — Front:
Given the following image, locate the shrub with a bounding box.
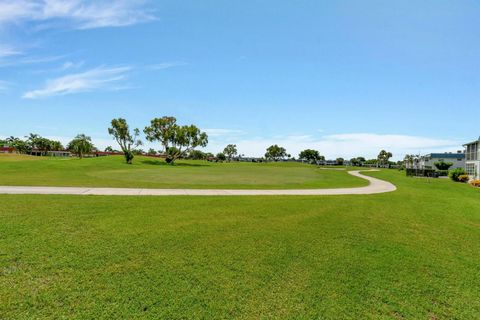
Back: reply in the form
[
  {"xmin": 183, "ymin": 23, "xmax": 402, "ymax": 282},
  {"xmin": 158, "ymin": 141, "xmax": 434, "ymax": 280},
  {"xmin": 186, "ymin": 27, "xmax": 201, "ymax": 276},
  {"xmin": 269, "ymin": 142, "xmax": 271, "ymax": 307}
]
[
  {"xmin": 449, "ymin": 168, "xmax": 467, "ymax": 182},
  {"xmin": 434, "ymin": 160, "xmax": 453, "ymax": 171},
  {"xmin": 458, "ymin": 175, "xmax": 470, "ymax": 183},
  {"xmin": 470, "ymin": 180, "xmax": 480, "ymax": 188}
]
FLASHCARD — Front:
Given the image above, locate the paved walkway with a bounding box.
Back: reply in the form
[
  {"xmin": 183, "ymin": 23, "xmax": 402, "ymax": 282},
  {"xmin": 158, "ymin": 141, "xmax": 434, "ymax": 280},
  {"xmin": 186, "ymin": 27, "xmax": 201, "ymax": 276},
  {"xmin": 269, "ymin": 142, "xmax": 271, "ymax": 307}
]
[{"xmin": 0, "ymin": 170, "xmax": 396, "ymax": 196}]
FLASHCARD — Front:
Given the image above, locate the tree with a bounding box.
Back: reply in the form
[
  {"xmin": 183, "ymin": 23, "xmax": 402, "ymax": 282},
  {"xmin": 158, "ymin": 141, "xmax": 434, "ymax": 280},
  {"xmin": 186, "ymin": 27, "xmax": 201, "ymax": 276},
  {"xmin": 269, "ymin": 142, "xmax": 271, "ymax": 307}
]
[
  {"xmin": 188, "ymin": 150, "xmax": 207, "ymax": 160},
  {"xmin": 164, "ymin": 125, "xmax": 208, "ymax": 164},
  {"xmin": 299, "ymin": 149, "xmax": 323, "ymax": 163},
  {"xmin": 223, "ymin": 144, "xmax": 238, "ymax": 162},
  {"xmin": 350, "ymin": 157, "xmax": 366, "ymax": 167},
  {"xmin": 144, "ymin": 117, "xmax": 208, "ymax": 164},
  {"xmin": 104, "ymin": 146, "xmax": 114, "ymax": 152},
  {"xmin": 265, "ymin": 145, "xmax": 287, "ymax": 161},
  {"xmin": 434, "ymin": 160, "xmax": 453, "ymax": 171},
  {"xmin": 108, "ymin": 118, "xmax": 142, "ymax": 164},
  {"xmin": 216, "ymin": 152, "xmax": 226, "ymax": 162},
  {"xmin": 6, "ymin": 137, "xmax": 28, "ymax": 153},
  {"xmin": 147, "ymin": 148, "xmax": 157, "ymax": 155},
  {"xmin": 377, "ymin": 150, "xmax": 393, "ymax": 167},
  {"xmin": 67, "ymin": 134, "xmax": 94, "ymax": 158},
  {"xmin": 49, "ymin": 140, "xmax": 64, "ymax": 151},
  {"xmin": 336, "ymin": 157, "xmax": 345, "ymax": 165},
  {"xmin": 24, "ymin": 133, "xmax": 63, "ymax": 155},
  {"xmin": 143, "ymin": 116, "xmax": 177, "ymax": 154}
]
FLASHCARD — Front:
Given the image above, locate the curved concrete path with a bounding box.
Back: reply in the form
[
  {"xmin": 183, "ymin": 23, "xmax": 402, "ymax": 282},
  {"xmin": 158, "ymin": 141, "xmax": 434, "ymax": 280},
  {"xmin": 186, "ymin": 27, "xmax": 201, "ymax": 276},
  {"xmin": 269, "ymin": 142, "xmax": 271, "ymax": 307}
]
[{"xmin": 0, "ymin": 170, "xmax": 396, "ymax": 196}]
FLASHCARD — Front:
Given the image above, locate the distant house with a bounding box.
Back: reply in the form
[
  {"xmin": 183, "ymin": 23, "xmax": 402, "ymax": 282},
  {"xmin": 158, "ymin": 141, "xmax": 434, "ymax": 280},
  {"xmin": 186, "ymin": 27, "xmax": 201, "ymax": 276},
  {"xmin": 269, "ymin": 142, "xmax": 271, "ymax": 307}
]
[
  {"xmin": 0, "ymin": 146, "xmax": 16, "ymax": 153},
  {"xmin": 29, "ymin": 149, "xmax": 71, "ymax": 157},
  {"xmin": 464, "ymin": 137, "xmax": 480, "ymax": 179},
  {"xmin": 417, "ymin": 152, "xmax": 465, "ymax": 171}
]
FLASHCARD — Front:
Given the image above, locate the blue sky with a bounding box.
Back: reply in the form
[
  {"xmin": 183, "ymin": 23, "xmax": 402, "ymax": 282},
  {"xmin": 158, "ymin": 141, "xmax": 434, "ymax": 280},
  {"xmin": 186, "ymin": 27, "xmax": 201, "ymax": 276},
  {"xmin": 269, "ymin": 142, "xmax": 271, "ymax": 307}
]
[{"xmin": 1, "ymin": 0, "xmax": 479, "ymax": 160}]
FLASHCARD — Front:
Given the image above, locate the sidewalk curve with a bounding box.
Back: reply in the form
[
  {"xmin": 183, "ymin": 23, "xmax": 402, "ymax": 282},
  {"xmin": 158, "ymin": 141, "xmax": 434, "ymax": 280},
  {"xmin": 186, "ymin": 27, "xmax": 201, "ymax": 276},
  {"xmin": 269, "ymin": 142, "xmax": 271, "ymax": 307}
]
[{"xmin": 0, "ymin": 170, "xmax": 396, "ymax": 196}]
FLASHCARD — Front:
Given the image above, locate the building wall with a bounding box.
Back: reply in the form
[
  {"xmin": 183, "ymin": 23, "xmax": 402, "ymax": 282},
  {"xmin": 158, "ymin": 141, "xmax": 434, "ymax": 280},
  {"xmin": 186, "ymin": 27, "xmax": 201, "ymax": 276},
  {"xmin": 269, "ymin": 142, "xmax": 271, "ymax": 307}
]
[{"xmin": 418, "ymin": 155, "xmax": 465, "ymax": 171}]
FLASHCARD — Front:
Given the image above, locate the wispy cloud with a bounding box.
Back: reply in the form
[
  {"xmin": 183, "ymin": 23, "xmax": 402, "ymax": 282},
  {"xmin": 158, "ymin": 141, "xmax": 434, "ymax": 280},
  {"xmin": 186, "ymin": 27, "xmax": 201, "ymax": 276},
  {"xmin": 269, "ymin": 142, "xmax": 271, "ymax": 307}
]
[
  {"xmin": 22, "ymin": 65, "xmax": 131, "ymax": 99},
  {"xmin": 0, "ymin": 0, "xmax": 156, "ymax": 30},
  {"xmin": 61, "ymin": 60, "xmax": 84, "ymax": 70},
  {"xmin": 0, "ymin": 45, "xmax": 22, "ymax": 59},
  {"xmin": 149, "ymin": 62, "xmax": 188, "ymax": 70},
  {"xmin": 0, "ymin": 54, "xmax": 68, "ymax": 68}
]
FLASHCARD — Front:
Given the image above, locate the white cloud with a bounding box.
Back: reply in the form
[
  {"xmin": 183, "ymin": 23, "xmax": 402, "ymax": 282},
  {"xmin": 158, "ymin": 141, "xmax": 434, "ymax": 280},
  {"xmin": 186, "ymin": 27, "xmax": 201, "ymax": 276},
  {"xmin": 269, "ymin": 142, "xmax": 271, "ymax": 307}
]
[
  {"xmin": 0, "ymin": 45, "xmax": 22, "ymax": 59},
  {"xmin": 61, "ymin": 60, "xmax": 84, "ymax": 70},
  {"xmin": 204, "ymin": 132, "xmax": 462, "ymax": 160},
  {"xmin": 22, "ymin": 65, "xmax": 131, "ymax": 99},
  {"xmin": 149, "ymin": 62, "xmax": 187, "ymax": 70},
  {"xmin": 0, "ymin": 0, "xmax": 155, "ymax": 29}
]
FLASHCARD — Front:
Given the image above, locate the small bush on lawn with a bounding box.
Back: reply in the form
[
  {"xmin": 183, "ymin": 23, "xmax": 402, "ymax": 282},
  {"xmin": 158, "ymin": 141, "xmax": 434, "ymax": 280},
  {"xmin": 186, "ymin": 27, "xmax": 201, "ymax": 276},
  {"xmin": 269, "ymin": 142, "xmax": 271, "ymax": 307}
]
[
  {"xmin": 458, "ymin": 175, "xmax": 470, "ymax": 183},
  {"xmin": 470, "ymin": 180, "xmax": 480, "ymax": 188},
  {"xmin": 449, "ymin": 168, "xmax": 467, "ymax": 182}
]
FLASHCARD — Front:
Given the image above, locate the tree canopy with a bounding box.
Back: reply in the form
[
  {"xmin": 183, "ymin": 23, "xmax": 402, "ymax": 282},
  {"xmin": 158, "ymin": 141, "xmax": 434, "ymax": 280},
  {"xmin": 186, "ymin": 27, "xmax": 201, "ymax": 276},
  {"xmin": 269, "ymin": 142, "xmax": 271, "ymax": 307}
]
[
  {"xmin": 299, "ymin": 149, "xmax": 324, "ymax": 163},
  {"xmin": 377, "ymin": 150, "xmax": 393, "ymax": 167},
  {"xmin": 434, "ymin": 160, "xmax": 453, "ymax": 171},
  {"xmin": 143, "ymin": 116, "xmax": 177, "ymax": 153},
  {"xmin": 144, "ymin": 117, "xmax": 208, "ymax": 164},
  {"xmin": 108, "ymin": 118, "xmax": 142, "ymax": 164},
  {"xmin": 265, "ymin": 145, "xmax": 287, "ymax": 161},
  {"xmin": 223, "ymin": 144, "xmax": 238, "ymax": 161},
  {"xmin": 68, "ymin": 134, "xmax": 94, "ymax": 158}
]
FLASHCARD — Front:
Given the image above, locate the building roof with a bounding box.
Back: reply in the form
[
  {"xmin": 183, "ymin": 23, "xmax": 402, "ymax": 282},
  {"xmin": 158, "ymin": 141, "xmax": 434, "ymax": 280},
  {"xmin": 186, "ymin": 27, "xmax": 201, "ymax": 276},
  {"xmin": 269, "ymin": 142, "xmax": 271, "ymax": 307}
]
[
  {"xmin": 463, "ymin": 137, "xmax": 480, "ymax": 146},
  {"xmin": 425, "ymin": 153, "xmax": 465, "ymax": 159}
]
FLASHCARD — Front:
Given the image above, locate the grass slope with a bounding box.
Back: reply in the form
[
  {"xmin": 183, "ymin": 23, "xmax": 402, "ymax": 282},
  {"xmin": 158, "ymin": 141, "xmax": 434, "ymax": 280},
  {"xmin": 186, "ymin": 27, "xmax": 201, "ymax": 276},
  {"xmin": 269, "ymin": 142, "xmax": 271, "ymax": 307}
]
[
  {"xmin": 0, "ymin": 154, "xmax": 367, "ymax": 189},
  {"xmin": 1, "ymin": 170, "xmax": 479, "ymax": 319}
]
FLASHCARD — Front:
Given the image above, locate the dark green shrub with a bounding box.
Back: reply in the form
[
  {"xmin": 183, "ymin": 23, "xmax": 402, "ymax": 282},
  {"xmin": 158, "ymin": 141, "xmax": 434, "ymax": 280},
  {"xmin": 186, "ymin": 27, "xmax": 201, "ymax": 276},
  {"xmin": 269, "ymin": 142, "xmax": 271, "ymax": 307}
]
[
  {"xmin": 449, "ymin": 168, "xmax": 467, "ymax": 182},
  {"xmin": 434, "ymin": 161, "xmax": 453, "ymax": 170}
]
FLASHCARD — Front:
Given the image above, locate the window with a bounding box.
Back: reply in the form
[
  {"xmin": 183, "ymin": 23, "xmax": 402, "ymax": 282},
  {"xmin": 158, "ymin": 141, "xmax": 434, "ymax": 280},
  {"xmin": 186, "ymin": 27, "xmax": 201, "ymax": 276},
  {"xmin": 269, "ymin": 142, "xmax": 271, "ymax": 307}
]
[
  {"xmin": 466, "ymin": 143, "xmax": 478, "ymax": 161},
  {"xmin": 466, "ymin": 163, "xmax": 476, "ymax": 176}
]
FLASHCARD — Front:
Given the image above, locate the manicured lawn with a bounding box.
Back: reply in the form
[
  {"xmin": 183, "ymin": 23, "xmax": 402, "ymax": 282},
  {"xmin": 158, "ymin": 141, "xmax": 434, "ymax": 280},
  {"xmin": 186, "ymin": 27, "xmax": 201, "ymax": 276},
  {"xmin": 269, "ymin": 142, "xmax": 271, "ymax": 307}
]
[
  {"xmin": 0, "ymin": 154, "xmax": 367, "ymax": 189},
  {"xmin": 1, "ymin": 170, "xmax": 479, "ymax": 318}
]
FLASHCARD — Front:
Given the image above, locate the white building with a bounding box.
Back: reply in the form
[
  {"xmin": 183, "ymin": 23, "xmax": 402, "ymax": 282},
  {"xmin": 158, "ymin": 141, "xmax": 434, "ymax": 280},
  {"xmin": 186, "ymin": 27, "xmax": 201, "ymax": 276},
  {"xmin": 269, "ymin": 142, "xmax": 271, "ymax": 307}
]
[
  {"xmin": 464, "ymin": 138, "xmax": 480, "ymax": 180},
  {"xmin": 417, "ymin": 152, "xmax": 465, "ymax": 171}
]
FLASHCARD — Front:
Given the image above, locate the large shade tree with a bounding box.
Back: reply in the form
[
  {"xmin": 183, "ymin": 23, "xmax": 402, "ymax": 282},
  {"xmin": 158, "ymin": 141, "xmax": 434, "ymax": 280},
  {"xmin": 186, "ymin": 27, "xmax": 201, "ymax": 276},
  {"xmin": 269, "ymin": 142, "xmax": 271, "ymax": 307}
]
[
  {"xmin": 144, "ymin": 117, "xmax": 208, "ymax": 164},
  {"xmin": 143, "ymin": 116, "xmax": 177, "ymax": 154},
  {"xmin": 223, "ymin": 144, "xmax": 238, "ymax": 162},
  {"xmin": 299, "ymin": 149, "xmax": 324, "ymax": 163},
  {"xmin": 68, "ymin": 134, "xmax": 94, "ymax": 158},
  {"xmin": 265, "ymin": 145, "xmax": 287, "ymax": 161},
  {"xmin": 165, "ymin": 125, "xmax": 208, "ymax": 164},
  {"xmin": 108, "ymin": 118, "xmax": 142, "ymax": 164}
]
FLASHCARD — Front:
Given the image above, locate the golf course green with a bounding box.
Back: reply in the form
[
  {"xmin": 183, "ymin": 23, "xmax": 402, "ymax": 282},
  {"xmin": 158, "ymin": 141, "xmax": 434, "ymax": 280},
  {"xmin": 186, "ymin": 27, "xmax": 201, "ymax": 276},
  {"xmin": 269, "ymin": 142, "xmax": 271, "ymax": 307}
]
[{"xmin": 0, "ymin": 154, "xmax": 367, "ymax": 189}]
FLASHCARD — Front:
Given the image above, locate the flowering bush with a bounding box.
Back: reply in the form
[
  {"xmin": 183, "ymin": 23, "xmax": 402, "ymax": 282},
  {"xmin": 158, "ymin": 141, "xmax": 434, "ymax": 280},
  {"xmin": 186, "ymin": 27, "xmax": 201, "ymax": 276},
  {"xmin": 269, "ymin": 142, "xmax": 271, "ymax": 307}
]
[
  {"xmin": 449, "ymin": 168, "xmax": 467, "ymax": 182},
  {"xmin": 458, "ymin": 175, "xmax": 470, "ymax": 183},
  {"xmin": 470, "ymin": 180, "xmax": 480, "ymax": 188}
]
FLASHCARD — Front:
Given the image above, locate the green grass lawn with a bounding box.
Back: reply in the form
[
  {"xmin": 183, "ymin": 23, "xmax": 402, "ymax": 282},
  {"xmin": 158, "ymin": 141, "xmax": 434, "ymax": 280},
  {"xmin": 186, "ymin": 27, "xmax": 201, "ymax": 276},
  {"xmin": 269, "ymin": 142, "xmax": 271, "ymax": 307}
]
[
  {"xmin": 0, "ymin": 154, "xmax": 367, "ymax": 189},
  {"xmin": 1, "ymin": 170, "xmax": 479, "ymax": 318}
]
